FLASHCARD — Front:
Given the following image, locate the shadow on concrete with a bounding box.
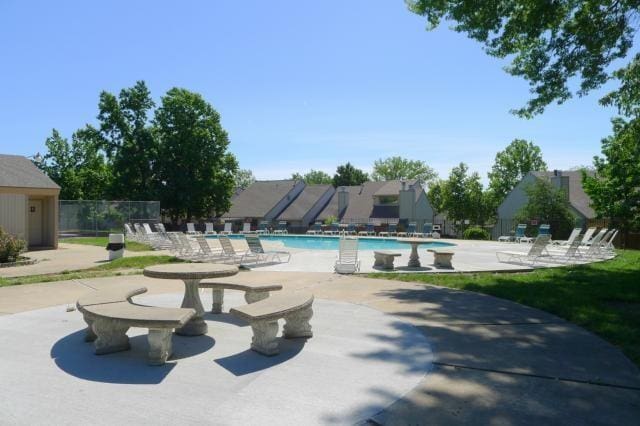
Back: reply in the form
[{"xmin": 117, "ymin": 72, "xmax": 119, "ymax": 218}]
[
  {"xmin": 51, "ymin": 330, "xmax": 214, "ymax": 384},
  {"xmin": 203, "ymin": 312, "xmax": 249, "ymax": 327},
  {"xmin": 215, "ymin": 339, "xmax": 306, "ymax": 376}
]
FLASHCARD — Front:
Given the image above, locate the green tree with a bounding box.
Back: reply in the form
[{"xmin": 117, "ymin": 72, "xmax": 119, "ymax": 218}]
[
  {"xmin": 40, "ymin": 129, "xmax": 110, "ymax": 199},
  {"xmin": 94, "ymin": 81, "xmax": 158, "ymax": 200},
  {"xmin": 332, "ymin": 162, "xmax": 369, "ymax": 187},
  {"xmin": 583, "ymin": 117, "xmax": 640, "ymax": 241},
  {"xmin": 426, "ymin": 179, "xmax": 445, "ymax": 213},
  {"xmin": 515, "ymin": 178, "xmax": 576, "ymax": 238},
  {"xmin": 371, "ymin": 156, "xmax": 437, "ymax": 185},
  {"xmin": 407, "ymin": 0, "xmax": 640, "ymax": 117},
  {"xmin": 235, "ymin": 169, "xmax": 255, "ymax": 190},
  {"xmin": 154, "ymin": 88, "xmax": 238, "ymax": 221},
  {"xmin": 441, "ymin": 163, "xmax": 493, "ymax": 232},
  {"xmin": 488, "ymin": 139, "xmax": 547, "ymax": 203},
  {"xmin": 291, "ymin": 169, "xmax": 333, "ymax": 185}
]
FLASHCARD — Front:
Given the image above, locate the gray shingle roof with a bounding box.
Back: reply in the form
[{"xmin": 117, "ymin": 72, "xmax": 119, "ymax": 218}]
[
  {"xmin": 278, "ymin": 184, "xmax": 333, "ymax": 221},
  {"xmin": 316, "ymin": 185, "xmax": 362, "ymax": 221},
  {"xmin": 0, "ymin": 154, "xmax": 60, "ymax": 190},
  {"xmin": 222, "ymin": 180, "xmax": 298, "ymax": 219},
  {"xmin": 532, "ymin": 171, "xmax": 596, "ymax": 219}
]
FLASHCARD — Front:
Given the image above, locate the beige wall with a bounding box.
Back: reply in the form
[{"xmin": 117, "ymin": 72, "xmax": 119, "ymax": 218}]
[
  {"xmin": 0, "ymin": 193, "xmax": 27, "ymax": 240},
  {"xmin": 0, "ymin": 188, "xmax": 59, "ymax": 249}
]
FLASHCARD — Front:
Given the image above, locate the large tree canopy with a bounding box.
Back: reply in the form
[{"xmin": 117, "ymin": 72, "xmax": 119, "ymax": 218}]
[
  {"xmin": 488, "ymin": 139, "xmax": 547, "ymax": 202},
  {"xmin": 583, "ymin": 117, "xmax": 640, "ymax": 238},
  {"xmin": 40, "ymin": 129, "xmax": 110, "ymax": 200},
  {"xmin": 94, "ymin": 81, "xmax": 158, "ymax": 200},
  {"xmin": 371, "ymin": 156, "xmax": 437, "ymax": 185},
  {"xmin": 235, "ymin": 169, "xmax": 256, "ymax": 191},
  {"xmin": 155, "ymin": 88, "xmax": 238, "ymax": 221},
  {"xmin": 441, "ymin": 162, "xmax": 493, "ymax": 230},
  {"xmin": 407, "ymin": 0, "xmax": 640, "ymax": 117},
  {"xmin": 332, "ymin": 162, "xmax": 369, "ymax": 187}
]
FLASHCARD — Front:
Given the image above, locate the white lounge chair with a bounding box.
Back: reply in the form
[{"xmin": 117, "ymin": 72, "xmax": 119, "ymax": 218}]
[
  {"xmin": 220, "ymin": 222, "xmax": 233, "ymax": 235},
  {"xmin": 552, "ymin": 228, "xmax": 581, "ymax": 246},
  {"xmin": 334, "ymin": 237, "xmax": 360, "ymax": 274},
  {"xmin": 204, "ymin": 222, "xmax": 217, "ymax": 235},
  {"xmin": 273, "ymin": 221, "xmax": 288, "ymax": 235},
  {"xmin": 306, "ymin": 222, "xmax": 322, "ymax": 235},
  {"xmin": 546, "ymin": 236, "xmax": 584, "ymax": 264},
  {"xmin": 186, "ymin": 223, "xmax": 200, "ymax": 235},
  {"xmin": 496, "ymin": 235, "xmax": 551, "ymax": 265},
  {"xmin": 579, "ymin": 227, "xmax": 597, "ymax": 246},
  {"xmin": 218, "ymin": 235, "xmax": 262, "ymax": 265},
  {"xmin": 239, "ymin": 222, "xmax": 253, "ymax": 234},
  {"xmin": 245, "ymin": 235, "xmax": 291, "ymax": 263}
]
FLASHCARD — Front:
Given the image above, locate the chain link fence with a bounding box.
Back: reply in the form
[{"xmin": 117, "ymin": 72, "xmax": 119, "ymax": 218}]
[{"xmin": 59, "ymin": 200, "xmax": 160, "ymax": 237}]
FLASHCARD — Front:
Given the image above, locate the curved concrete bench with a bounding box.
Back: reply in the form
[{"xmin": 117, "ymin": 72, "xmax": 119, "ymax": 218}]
[
  {"xmin": 199, "ymin": 281, "xmax": 283, "ymax": 313},
  {"xmin": 230, "ymin": 291, "xmax": 314, "ymax": 356},
  {"xmin": 77, "ymin": 286, "xmax": 195, "ymax": 365},
  {"xmin": 427, "ymin": 248, "xmax": 455, "ymax": 269},
  {"xmin": 373, "ymin": 251, "xmax": 402, "ymax": 270}
]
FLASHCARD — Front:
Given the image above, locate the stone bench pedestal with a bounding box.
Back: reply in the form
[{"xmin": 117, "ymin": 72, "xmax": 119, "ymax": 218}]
[{"xmin": 373, "ymin": 251, "xmax": 402, "ymax": 270}]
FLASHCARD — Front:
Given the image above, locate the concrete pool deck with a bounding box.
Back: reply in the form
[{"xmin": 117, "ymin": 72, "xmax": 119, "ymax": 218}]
[
  {"xmin": 0, "ymin": 238, "xmax": 593, "ymax": 278},
  {"xmin": 0, "ymin": 271, "xmax": 638, "ymax": 424}
]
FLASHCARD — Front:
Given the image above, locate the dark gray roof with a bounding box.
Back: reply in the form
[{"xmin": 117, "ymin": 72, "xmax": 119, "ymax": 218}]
[
  {"xmin": 0, "ymin": 154, "xmax": 60, "ymax": 190},
  {"xmin": 373, "ymin": 180, "xmax": 418, "ymax": 197},
  {"xmin": 342, "ymin": 181, "xmax": 387, "ymax": 221},
  {"xmin": 278, "ymin": 184, "xmax": 333, "ymax": 221},
  {"xmin": 222, "ymin": 180, "xmax": 298, "ymax": 218},
  {"xmin": 532, "ymin": 171, "xmax": 596, "ymax": 218},
  {"xmin": 316, "ymin": 185, "xmax": 362, "ymax": 221}
]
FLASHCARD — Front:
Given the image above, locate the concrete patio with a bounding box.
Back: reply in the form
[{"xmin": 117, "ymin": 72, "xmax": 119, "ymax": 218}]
[{"xmin": 0, "ymin": 271, "xmax": 638, "ymax": 424}]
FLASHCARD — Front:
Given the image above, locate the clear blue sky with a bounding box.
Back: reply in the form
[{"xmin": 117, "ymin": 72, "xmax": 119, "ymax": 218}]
[{"xmin": 0, "ymin": 1, "xmax": 629, "ymax": 184}]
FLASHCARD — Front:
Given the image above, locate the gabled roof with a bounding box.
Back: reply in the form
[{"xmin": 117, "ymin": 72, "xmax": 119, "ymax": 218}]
[
  {"xmin": 222, "ymin": 180, "xmax": 298, "ymax": 218},
  {"xmin": 0, "ymin": 154, "xmax": 60, "ymax": 190},
  {"xmin": 373, "ymin": 180, "xmax": 418, "ymax": 197},
  {"xmin": 531, "ymin": 171, "xmax": 596, "ymax": 219},
  {"xmin": 342, "ymin": 181, "xmax": 387, "ymax": 221},
  {"xmin": 316, "ymin": 185, "xmax": 362, "ymax": 221},
  {"xmin": 278, "ymin": 184, "xmax": 333, "ymax": 221}
]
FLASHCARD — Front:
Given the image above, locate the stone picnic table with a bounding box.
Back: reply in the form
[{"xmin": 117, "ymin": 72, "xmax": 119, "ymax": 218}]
[
  {"xmin": 397, "ymin": 238, "xmax": 433, "ymax": 268},
  {"xmin": 143, "ymin": 263, "xmax": 239, "ymax": 336}
]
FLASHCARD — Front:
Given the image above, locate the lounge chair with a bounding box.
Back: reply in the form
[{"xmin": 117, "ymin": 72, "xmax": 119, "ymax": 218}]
[
  {"xmin": 306, "ymin": 222, "xmax": 322, "ymax": 235},
  {"xmin": 186, "ymin": 223, "xmax": 200, "ymax": 235},
  {"xmin": 496, "ymin": 235, "xmax": 551, "ymax": 265},
  {"xmin": 602, "ymin": 229, "xmax": 618, "ymax": 255},
  {"xmin": 538, "ymin": 224, "xmax": 551, "ymax": 237},
  {"xmin": 154, "ymin": 223, "xmax": 167, "ymax": 233},
  {"xmin": 245, "ymin": 235, "xmax": 291, "ymax": 263},
  {"xmin": 204, "ymin": 222, "xmax": 217, "ymax": 235},
  {"xmin": 240, "ymin": 222, "xmax": 252, "ymax": 234},
  {"xmin": 324, "ymin": 222, "xmax": 339, "ymax": 235},
  {"xmin": 345, "ymin": 223, "xmax": 357, "ymax": 235},
  {"xmin": 273, "ymin": 221, "xmax": 288, "ymax": 235},
  {"xmin": 334, "ymin": 237, "xmax": 360, "ymax": 274},
  {"xmin": 357, "ymin": 223, "xmax": 369, "ymax": 236},
  {"xmin": 498, "ymin": 223, "xmax": 526, "ymax": 243},
  {"xmin": 124, "ymin": 223, "xmax": 139, "ymax": 241},
  {"xmin": 218, "ymin": 235, "xmax": 262, "ymax": 265},
  {"xmin": 422, "ymin": 223, "xmax": 433, "ymax": 238},
  {"xmin": 579, "ymin": 229, "xmax": 610, "ymax": 259},
  {"xmin": 220, "ymin": 222, "xmax": 233, "ymax": 235},
  {"xmin": 256, "ymin": 221, "xmax": 270, "ymax": 235},
  {"xmin": 546, "ymin": 235, "xmax": 584, "ymax": 264},
  {"xmin": 192, "ymin": 234, "xmax": 224, "ymax": 261},
  {"xmin": 579, "ymin": 227, "xmax": 597, "ymax": 246},
  {"xmin": 552, "ymin": 228, "xmax": 581, "ymax": 246},
  {"xmin": 379, "ymin": 223, "xmax": 397, "ymax": 237}
]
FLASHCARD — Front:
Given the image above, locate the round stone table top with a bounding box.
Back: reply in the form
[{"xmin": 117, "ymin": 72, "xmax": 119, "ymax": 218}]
[
  {"xmin": 143, "ymin": 263, "xmax": 239, "ymax": 280},
  {"xmin": 396, "ymin": 238, "xmax": 432, "ymax": 245}
]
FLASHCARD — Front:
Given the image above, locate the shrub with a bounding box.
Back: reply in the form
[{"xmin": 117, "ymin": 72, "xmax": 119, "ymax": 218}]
[
  {"xmin": 463, "ymin": 226, "xmax": 490, "ymax": 240},
  {"xmin": 324, "ymin": 215, "xmax": 337, "ymax": 225},
  {"xmin": 0, "ymin": 227, "xmax": 26, "ymax": 263}
]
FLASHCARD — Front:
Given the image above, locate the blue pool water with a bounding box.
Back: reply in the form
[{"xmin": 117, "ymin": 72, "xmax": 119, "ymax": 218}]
[{"xmin": 208, "ymin": 234, "xmax": 455, "ymax": 251}]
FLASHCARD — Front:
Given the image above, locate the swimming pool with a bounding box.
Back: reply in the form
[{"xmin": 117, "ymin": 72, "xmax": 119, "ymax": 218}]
[{"xmin": 207, "ymin": 234, "xmax": 455, "ymax": 251}]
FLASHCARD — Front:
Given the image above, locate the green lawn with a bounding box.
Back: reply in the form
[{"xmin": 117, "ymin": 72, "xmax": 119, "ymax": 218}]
[
  {"xmin": 0, "ymin": 255, "xmax": 183, "ymax": 287},
  {"xmin": 62, "ymin": 237, "xmax": 153, "ymax": 252},
  {"xmin": 369, "ymin": 250, "xmax": 640, "ymax": 365}
]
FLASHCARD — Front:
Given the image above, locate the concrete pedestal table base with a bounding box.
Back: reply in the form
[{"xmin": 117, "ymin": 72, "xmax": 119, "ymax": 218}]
[{"xmin": 143, "ymin": 263, "xmax": 239, "ymax": 336}]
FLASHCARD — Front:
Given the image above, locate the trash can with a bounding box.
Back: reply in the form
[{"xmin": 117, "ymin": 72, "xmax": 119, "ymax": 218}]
[{"xmin": 106, "ymin": 233, "xmax": 125, "ymax": 261}]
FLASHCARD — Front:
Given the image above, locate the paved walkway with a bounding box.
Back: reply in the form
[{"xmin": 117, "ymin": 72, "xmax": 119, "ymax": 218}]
[{"xmin": 1, "ymin": 271, "xmax": 638, "ymax": 424}]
